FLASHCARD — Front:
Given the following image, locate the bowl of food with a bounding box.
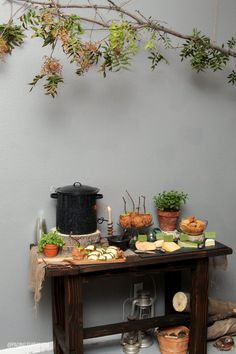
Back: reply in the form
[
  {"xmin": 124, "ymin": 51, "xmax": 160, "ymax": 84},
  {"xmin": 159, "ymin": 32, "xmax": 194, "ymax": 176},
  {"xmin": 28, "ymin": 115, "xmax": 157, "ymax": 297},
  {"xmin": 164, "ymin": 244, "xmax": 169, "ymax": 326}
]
[
  {"xmin": 119, "ymin": 212, "xmax": 153, "ymax": 229},
  {"xmin": 107, "ymin": 235, "xmax": 130, "ymax": 250},
  {"xmin": 179, "ymin": 216, "xmax": 207, "ymax": 236}
]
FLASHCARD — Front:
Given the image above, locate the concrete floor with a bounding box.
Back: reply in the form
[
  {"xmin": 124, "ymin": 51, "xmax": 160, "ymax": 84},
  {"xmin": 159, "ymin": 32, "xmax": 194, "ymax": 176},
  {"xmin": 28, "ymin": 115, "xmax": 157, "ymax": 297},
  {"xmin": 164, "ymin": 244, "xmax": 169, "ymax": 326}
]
[
  {"xmin": 82, "ymin": 336, "xmax": 236, "ymax": 354},
  {"xmin": 44, "ymin": 335, "xmax": 236, "ymax": 354}
]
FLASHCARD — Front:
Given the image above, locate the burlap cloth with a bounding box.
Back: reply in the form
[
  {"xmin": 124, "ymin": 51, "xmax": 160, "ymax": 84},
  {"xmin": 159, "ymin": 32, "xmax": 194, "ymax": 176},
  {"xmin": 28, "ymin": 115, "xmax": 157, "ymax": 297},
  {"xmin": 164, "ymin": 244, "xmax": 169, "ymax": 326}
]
[
  {"xmin": 29, "ymin": 246, "xmax": 46, "ymax": 304},
  {"xmin": 208, "ymin": 318, "xmax": 236, "ymax": 339},
  {"xmin": 29, "ymin": 235, "xmax": 109, "ymax": 304}
]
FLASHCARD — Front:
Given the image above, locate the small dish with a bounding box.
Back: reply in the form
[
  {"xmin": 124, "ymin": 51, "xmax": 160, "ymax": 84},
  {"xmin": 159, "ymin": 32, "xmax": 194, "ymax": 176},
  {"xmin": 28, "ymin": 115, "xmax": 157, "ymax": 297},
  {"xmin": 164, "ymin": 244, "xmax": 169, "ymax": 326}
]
[{"xmin": 107, "ymin": 235, "xmax": 130, "ymax": 251}]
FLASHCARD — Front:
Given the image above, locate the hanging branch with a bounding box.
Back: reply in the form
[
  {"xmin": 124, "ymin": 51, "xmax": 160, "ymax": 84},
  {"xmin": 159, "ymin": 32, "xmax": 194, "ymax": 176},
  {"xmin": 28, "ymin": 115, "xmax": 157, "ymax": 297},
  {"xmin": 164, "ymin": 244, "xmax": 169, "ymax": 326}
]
[
  {"xmin": 122, "ymin": 196, "xmax": 127, "ymax": 214},
  {"xmin": 1, "ymin": 0, "xmax": 236, "ymax": 97},
  {"xmin": 141, "ymin": 195, "xmax": 146, "ymax": 214},
  {"xmin": 126, "ymin": 190, "xmax": 135, "ymax": 212},
  {"xmin": 11, "ymin": 0, "xmax": 236, "ymax": 57},
  {"xmin": 136, "ymin": 196, "xmax": 140, "ymax": 214}
]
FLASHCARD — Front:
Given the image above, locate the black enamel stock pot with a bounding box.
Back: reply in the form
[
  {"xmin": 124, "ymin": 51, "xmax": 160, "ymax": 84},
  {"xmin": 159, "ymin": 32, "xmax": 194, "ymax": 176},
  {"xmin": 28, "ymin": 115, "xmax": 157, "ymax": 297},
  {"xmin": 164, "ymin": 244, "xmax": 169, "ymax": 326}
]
[{"xmin": 50, "ymin": 182, "xmax": 103, "ymax": 235}]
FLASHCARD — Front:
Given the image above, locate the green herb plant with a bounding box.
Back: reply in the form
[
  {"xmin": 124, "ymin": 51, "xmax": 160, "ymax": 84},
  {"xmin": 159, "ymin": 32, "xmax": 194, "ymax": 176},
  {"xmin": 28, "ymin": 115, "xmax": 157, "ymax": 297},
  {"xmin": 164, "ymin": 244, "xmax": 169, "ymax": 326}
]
[
  {"xmin": 153, "ymin": 190, "xmax": 188, "ymax": 211},
  {"xmin": 38, "ymin": 230, "xmax": 65, "ymax": 252}
]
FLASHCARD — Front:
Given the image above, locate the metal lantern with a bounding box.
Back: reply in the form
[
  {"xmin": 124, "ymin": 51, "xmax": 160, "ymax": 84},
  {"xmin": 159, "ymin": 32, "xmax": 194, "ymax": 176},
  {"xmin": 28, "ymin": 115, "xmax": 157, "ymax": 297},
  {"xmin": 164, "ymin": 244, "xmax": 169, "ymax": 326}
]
[{"xmin": 130, "ymin": 290, "xmax": 155, "ymax": 348}]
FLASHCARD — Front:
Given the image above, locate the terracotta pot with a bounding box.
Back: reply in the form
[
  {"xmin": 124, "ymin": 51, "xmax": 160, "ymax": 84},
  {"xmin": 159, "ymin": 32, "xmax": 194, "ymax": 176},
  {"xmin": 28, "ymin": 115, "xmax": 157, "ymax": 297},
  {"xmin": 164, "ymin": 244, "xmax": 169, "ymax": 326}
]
[
  {"xmin": 157, "ymin": 326, "xmax": 189, "ymax": 354},
  {"xmin": 157, "ymin": 210, "xmax": 180, "ymax": 231},
  {"xmin": 43, "ymin": 244, "xmax": 59, "ymax": 257}
]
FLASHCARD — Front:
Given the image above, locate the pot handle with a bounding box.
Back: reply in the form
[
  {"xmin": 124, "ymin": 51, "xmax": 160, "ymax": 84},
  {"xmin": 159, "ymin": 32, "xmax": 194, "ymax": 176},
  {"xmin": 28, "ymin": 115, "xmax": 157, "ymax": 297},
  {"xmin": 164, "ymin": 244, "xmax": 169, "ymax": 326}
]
[
  {"xmin": 50, "ymin": 193, "xmax": 58, "ymax": 199},
  {"xmin": 96, "ymin": 194, "xmax": 103, "ymax": 199},
  {"xmin": 73, "ymin": 182, "xmax": 82, "ymax": 187}
]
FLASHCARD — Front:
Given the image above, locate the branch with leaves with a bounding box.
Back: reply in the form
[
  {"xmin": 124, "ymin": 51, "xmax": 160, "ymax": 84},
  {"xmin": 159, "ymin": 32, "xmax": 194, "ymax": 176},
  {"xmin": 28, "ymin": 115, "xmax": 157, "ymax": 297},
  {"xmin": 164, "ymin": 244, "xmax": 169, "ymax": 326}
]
[{"xmin": 1, "ymin": 0, "xmax": 236, "ymax": 97}]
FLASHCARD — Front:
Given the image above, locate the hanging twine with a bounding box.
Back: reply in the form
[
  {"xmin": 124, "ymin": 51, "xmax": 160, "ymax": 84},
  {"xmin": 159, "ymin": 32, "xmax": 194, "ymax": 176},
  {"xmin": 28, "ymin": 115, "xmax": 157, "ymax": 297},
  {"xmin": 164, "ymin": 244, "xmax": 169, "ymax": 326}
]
[{"xmin": 212, "ymin": 0, "xmax": 220, "ymax": 45}]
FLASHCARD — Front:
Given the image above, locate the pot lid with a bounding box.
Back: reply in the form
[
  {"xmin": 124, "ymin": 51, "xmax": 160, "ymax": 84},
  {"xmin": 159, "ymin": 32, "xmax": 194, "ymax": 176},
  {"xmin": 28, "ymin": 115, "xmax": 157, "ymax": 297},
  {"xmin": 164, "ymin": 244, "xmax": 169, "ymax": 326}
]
[{"xmin": 55, "ymin": 182, "xmax": 100, "ymax": 195}]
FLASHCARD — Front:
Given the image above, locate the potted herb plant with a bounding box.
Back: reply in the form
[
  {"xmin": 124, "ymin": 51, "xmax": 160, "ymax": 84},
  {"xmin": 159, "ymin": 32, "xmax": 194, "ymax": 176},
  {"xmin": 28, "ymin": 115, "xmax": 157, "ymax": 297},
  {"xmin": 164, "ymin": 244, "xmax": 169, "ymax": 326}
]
[
  {"xmin": 38, "ymin": 230, "xmax": 65, "ymax": 257},
  {"xmin": 153, "ymin": 190, "xmax": 188, "ymax": 231}
]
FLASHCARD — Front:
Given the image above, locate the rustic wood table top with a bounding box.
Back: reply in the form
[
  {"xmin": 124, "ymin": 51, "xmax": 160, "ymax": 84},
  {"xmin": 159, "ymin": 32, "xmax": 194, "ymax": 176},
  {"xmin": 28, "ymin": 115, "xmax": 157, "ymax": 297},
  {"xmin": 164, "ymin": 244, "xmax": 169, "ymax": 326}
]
[{"xmin": 45, "ymin": 241, "xmax": 232, "ymax": 277}]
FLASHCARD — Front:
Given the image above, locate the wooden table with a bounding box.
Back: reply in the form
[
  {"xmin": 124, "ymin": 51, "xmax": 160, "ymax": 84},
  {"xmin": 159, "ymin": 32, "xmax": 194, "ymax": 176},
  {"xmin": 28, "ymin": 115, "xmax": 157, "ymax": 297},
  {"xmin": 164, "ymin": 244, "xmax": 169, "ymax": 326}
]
[{"xmin": 45, "ymin": 241, "xmax": 232, "ymax": 354}]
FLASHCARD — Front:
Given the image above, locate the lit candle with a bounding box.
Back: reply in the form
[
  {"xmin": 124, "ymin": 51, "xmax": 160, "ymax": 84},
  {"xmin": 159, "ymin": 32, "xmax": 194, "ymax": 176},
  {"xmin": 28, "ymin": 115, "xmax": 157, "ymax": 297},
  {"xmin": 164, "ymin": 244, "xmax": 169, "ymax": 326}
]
[{"xmin": 107, "ymin": 206, "xmax": 112, "ymax": 224}]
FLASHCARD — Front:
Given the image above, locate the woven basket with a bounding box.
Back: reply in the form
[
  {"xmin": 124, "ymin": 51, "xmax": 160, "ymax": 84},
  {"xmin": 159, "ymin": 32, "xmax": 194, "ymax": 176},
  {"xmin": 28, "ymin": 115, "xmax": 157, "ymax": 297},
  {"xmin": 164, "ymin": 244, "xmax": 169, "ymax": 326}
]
[{"xmin": 156, "ymin": 326, "xmax": 189, "ymax": 354}]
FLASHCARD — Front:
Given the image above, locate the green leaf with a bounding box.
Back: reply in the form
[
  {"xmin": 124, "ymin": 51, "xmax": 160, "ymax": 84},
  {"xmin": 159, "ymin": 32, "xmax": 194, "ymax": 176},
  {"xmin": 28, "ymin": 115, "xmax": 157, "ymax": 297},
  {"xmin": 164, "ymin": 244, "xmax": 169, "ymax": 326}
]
[
  {"xmin": 0, "ymin": 23, "xmax": 25, "ymax": 53},
  {"xmin": 228, "ymin": 70, "xmax": 236, "ymax": 85},
  {"xmin": 153, "ymin": 190, "xmax": 188, "ymax": 211},
  {"xmin": 227, "ymin": 37, "xmax": 236, "ymax": 49}
]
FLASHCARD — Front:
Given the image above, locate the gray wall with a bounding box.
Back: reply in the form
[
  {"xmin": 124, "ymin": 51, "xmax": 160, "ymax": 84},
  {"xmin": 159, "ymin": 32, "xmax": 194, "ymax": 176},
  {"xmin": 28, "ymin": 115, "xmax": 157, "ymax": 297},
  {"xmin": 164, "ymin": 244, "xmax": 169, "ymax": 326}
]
[{"xmin": 0, "ymin": 0, "xmax": 236, "ymax": 348}]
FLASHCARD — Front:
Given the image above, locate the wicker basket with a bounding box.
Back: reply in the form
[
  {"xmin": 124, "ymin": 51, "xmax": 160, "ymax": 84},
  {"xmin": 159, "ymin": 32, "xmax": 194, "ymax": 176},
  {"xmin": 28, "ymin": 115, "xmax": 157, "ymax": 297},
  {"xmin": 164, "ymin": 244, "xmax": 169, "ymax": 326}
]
[{"xmin": 156, "ymin": 326, "xmax": 189, "ymax": 354}]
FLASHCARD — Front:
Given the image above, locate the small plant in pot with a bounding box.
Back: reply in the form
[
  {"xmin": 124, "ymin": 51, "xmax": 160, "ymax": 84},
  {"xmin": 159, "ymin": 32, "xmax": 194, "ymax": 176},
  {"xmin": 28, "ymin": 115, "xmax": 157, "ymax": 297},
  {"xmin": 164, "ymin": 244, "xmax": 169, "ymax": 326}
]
[
  {"xmin": 153, "ymin": 190, "xmax": 188, "ymax": 231},
  {"xmin": 38, "ymin": 230, "xmax": 65, "ymax": 257}
]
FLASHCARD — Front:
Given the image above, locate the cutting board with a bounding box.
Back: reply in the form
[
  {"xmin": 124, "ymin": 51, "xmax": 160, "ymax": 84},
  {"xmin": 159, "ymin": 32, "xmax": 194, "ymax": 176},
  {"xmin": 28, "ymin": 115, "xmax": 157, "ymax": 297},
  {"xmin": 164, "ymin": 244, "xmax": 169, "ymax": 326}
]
[
  {"xmin": 38, "ymin": 256, "xmax": 126, "ymax": 265},
  {"xmin": 67, "ymin": 257, "xmax": 126, "ymax": 265},
  {"xmin": 38, "ymin": 256, "xmax": 73, "ymax": 264}
]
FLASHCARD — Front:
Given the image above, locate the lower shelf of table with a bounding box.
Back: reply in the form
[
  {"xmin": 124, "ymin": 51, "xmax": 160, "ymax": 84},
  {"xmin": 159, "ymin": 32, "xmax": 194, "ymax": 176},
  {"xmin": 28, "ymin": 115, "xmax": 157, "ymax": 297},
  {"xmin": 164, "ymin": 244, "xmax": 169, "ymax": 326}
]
[
  {"xmin": 54, "ymin": 313, "xmax": 189, "ymax": 352},
  {"xmin": 84, "ymin": 313, "xmax": 189, "ymax": 338}
]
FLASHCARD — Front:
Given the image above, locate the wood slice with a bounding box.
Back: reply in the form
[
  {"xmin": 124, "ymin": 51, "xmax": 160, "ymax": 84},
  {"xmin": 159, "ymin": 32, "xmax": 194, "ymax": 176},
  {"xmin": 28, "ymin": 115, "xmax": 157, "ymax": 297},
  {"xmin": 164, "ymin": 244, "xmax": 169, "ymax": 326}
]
[{"xmin": 172, "ymin": 291, "xmax": 190, "ymax": 312}]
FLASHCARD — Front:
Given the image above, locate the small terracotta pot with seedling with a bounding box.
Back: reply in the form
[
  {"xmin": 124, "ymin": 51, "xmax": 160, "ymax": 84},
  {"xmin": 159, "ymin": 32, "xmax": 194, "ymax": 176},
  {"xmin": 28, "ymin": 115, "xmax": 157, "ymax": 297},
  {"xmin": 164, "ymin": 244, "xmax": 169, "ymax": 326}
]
[
  {"xmin": 38, "ymin": 230, "xmax": 65, "ymax": 257},
  {"xmin": 153, "ymin": 190, "xmax": 188, "ymax": 231}
]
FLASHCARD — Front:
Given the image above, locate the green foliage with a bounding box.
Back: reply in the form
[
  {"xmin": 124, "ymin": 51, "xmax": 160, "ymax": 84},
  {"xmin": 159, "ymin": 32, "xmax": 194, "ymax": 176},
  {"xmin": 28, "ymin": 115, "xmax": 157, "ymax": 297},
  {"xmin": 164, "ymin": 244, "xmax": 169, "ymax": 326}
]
[
  {"xmin": 75, "ymin": 42, "xmax": 101, "ymax": 76},
  {"xmin": 38, "ymin": 230, "xmax": 65, "ymax": 252},
  {"xmin": 29, "ymin": 73, "xmax": 64, "ymax": 97},
  {"xmin": 148, "ymin": 50, "xmax": 168, "ymax": 70},
  {"xmin": 145, "ymin": 30, "xmax": 172, "ymax": 51},
  {"xmin": 180, "ymin": 29, "xmax": 229, "ymax": 72},
  {"xmin": 100, "ymin": 44, "xmax": 132, "ymax": 76},
  {"xmin": 153, "ymin": 190, "xmax": 188, "ymax": 211},
  {"xmin": 29, "ymin": 74, "xmax": 45, "ymax": 88},
  {"xmin": 43, "ymin": 74, "xmax": 64, "ymax": 97},
  {"xmin": 144, "ymin": 30, "xmax": 170, "ymax": 70},
  {"xmin": 145, "ymin": 38, "xmax": 156, "ymax": 51},
  {"xmin": 227, "ymin": 37, "xmax": 236, "ymax": 49},
  {"xmin": 228, "ymin": 70, "xmax": 236, "ymax": 85},
  {"xmin": 109, "ymin": 20, "xmax": 138, "ymax": 54},
  {"xmin": 0, "ymin": 22, "xmax": 25, "ymax": 52},
  {"xmin": 160, "ymin": 32, "xmax": 173, "ymax": 49},
  {"xmin": 20, "ymin": 8, "xmax": 83, "ymax": 49},
  {"xmin": 100, "ymin": 21, "xmax": 138, "ymax": 77},
  {"xmin": 20, "ymin": 8, "xmax": 40, "ymax": 29}
]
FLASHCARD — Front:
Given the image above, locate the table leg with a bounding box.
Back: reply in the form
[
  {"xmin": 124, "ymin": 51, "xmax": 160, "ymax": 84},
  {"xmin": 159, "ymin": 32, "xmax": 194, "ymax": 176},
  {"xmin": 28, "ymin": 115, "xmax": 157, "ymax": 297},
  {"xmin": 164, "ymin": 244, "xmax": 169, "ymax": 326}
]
[
  {"xmin": 64, "ymin": 275, "xmax": 84, "ymax": 354},
  {"xmin": 189, "ymin": 258, "xmax": 209, "ymax": 354},
  {"xmin": 52, "ymin": 277, "xmax": 65, "ymax": 354}
]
